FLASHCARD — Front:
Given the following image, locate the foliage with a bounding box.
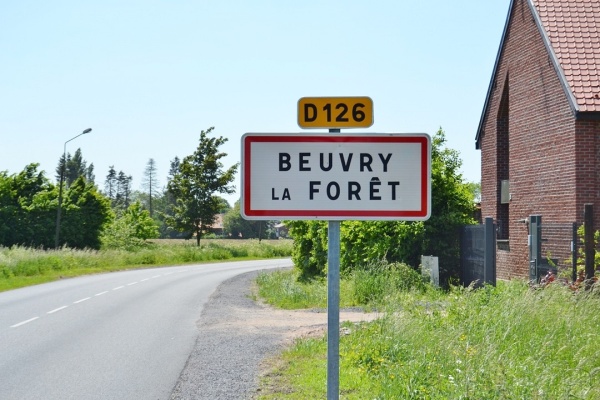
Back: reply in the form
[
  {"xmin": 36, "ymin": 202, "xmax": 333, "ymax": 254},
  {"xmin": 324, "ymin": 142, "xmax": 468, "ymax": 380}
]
[
  {"xmin": 257, "ymin": 278, "xmax": 600, "ymax": 399},
  {"xmin": 572, "ymin": 224, "xmax": 600, "ymax": 274},
  {"xmin": 104, "ymin": 165, "xmax": 117, "ymax": 200},
  {"xmin": 59, "ymin": 177, "xmax": 112, "ymax": 249},
  {"xmin": 104, "ymin": 165, "xmax": 133, "ymax": 211},
  {"xmin": 289, "ymin": 128, "xmax": 476, "ymax": 283},
  {"xmin": 0, "ymin": 164, "xmax": 52, "ymax": 248},
  {"xmin": 101, "ymin": 202, "xmax": 159, "ymax": 250},
  {"xmin": 287, "ymin": 220, "xmax": 329, "ymax": 279},
  {"xmin": 465, "ymin": 181, "xmax": 481, "ymax": 203},
  {"xmin": 351, "ymin": 261, "xmax": 427, "ymax": 304},
  {"xmin": 341, "ymin": 220, "xmax": 425, "ymax": 273},
  {"xmin": 166, "ymin": 127, "xmax": 238, "ymax": 245},
  {"xmin": 56, "ymin": 148, "xmax": 95, "ymax": 186},
  {"xmin": 0, "ymin": 164, "xmax": 111, "ymax": 249},
  {"xmin": 156, "ymin": 157, "xmax": 182, "ymax": 238},
  {"xmin": 115, "ymin": 171, "xmax": 133, "ymax": 209}
]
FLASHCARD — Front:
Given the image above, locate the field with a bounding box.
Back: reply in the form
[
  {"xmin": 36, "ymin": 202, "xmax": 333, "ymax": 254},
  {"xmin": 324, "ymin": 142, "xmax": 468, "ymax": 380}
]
[{"xmin": 0, "ymin": 239, "xmax": 292, "ymax": 292}]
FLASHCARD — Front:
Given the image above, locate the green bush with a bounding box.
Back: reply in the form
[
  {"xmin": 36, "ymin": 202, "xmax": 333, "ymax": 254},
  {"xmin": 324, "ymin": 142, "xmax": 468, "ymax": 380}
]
[
  {"xmin": 351, "ymin": 261, "xmax": 428, "ymax": 304},
  {"xmin": 0, "ymin": 165, "xmax": 111, "ymax": 249},
  {"xmin": 100, "ymin": 202, "xmax": 159, "ymax": 250},
  {"xmin": 288, "ymin": 129, "xmax": 476, "ymax": 284},
  {"xmin": 287, "ymin": 220, "xmax": 328, "ymax": 279}
]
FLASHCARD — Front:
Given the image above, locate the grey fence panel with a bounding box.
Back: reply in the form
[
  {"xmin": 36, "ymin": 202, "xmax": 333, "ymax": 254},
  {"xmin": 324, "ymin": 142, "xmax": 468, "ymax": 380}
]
[
  {"xmin": 536, "ymin": 222, "xmax": 578, "ymax": 283},
  {"xmin": 460, "ymin": 224, "xmax": 485, "ymax": 286}
]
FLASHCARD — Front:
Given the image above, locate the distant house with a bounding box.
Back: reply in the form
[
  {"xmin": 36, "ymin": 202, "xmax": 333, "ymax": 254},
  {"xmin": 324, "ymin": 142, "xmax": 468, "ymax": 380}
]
[
  {"xmin": 274, "ymin": 222, "xmax": 289, "ymax": 238},
  {"xmin": 206, "ymin": 213, "xmax": 225, "ymax": 236},
  {"xmin": 476, "ymin": 0, "xmax": 600, "ymax": 279}
]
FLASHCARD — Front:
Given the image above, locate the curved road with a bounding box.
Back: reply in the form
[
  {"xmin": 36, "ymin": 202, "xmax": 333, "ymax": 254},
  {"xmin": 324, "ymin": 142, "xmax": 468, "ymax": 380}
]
[{"xmin": 0, "ymin": 259, "xmax": 292, "ymax": 400}]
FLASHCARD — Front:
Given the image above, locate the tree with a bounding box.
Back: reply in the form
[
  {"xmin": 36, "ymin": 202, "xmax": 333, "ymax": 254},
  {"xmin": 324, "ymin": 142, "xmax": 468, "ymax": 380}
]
[
  {"xmin": 0, "ymin": 164, "xmax": 111, "ymax": 249},
  {"xmin": 59, "ymin": 176, "xmax": 112, "ymax": 249},
  {"xmin": 115, "ymin": 171, "xmax": 132, "ymax": 211},
  {"xmin": 166, "ymin": 127, "xmax": 238, "ymax": 245},
  {"xmin": 465, "ymin": 181, "xmax": 481, "ymax": 203},
  {"xmin": 148, "ymin": 157, "xmax": 183, "ymax": 239},
  {"xmin": 0, "ymin": 164, "xmax": 53, "ymax": 247},
  {"xmin": 100, "ymin": 202, "xmax": 159, "ymax": 249},
  {"xmin": 56, "ymin": 148, "xmax": 95, "ymax": 187},
  {"xmin": 105, "ymin": 166, "xmax": 117, "ymax": 200},
  {"xmin": 168, "ymin": 157, "xmax": 180, "ymax": 180},
  {"xmin": 103, "ymin": 166, "xmax": 133, "ymax": 211},
  {"xmin": 85, "ymin": 163, "xmax": 95, "ymax": 186},
  {"xmin": 141, "ymin": 158, "xmax": 159, "ymax": 217},
  {"xmin": 289, "ymin": 128, "xmax": 477, "ymax": 284},
  {"xmin": 215, "ymin": 196, "xmax": 231, "ymax": 213}
]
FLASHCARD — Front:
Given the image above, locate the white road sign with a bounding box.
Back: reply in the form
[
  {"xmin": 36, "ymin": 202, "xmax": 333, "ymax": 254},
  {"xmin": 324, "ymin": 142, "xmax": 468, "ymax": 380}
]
[{"xmin": 241, "ymin": 133, "xmax": 431, "ymax": 220}]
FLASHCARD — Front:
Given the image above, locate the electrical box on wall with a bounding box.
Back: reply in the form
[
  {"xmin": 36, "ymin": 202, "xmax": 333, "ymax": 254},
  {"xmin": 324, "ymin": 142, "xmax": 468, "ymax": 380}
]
[{"xmin": 500, "ymin": 180, "xmax": 510, "ymax": 204}]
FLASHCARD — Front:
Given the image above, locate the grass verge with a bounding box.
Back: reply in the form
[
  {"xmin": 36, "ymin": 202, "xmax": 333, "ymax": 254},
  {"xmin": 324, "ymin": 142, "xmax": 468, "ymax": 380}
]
[
  {"xmin": 0, "ymin": 239, "xmax": 292, "ymax": 292},
  {"xmin": 256, "ymin": 269, "xmax": 358, "ymax": 309},
  {"xmin": 256, "ymin": 267, "xmax": 600, "ymax": 399}
]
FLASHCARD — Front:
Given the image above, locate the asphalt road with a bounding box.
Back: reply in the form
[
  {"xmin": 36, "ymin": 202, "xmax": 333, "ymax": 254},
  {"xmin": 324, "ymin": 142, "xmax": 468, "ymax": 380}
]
[{"xmin": 0, "ymin": 259, "xmax": 292, "ymax": 400}]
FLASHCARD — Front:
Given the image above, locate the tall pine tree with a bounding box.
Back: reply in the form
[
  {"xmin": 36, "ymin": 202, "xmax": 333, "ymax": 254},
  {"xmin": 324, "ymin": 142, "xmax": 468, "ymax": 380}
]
[
  {"xmin": 105, "ymin": 166, "xmax": 117, "ymax": 200},
  {"xmin": 141, "ymin": 158, "xmax": 159, "ymax": 217},
  {"xmin": 115, "ymin": 171, "xmax": 132, "ymax": 210},
  {"xmin": 55, "ymin": 148, "xmax": 95, "ymax": 187}
]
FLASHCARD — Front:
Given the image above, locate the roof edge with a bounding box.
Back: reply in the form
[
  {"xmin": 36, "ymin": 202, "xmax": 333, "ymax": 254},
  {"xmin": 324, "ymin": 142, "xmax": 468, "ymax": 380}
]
[
  {"xmin": 525, "ymin": 0, "xmax": 579, "ymax": 114},
  {"xmin": 475, "ymin": 0, "xmax": 515, "ymax": 150},
  {"xmin": 475, "ymin": 0, "xmax": 581, "ymax": 150}
]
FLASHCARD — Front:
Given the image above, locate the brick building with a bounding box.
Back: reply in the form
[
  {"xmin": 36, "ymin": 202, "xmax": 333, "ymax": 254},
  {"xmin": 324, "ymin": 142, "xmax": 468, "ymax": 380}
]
[{"xmin": 475, "ymin": 0, "xmax": 600, "ymax": 279}]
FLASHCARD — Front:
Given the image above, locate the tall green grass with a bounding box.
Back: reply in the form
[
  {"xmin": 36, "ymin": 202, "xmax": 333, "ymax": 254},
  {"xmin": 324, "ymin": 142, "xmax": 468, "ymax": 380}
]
[
  {"xmin": 0, "ymin": 239, "xmax": 292, "ymax": 292},
  {"xmin": 257, "ymin": 266, "xmax": 600, "ymax": 399},
  {"xmin": 256, "ymin": 269, "xmax": 358, "ymax": 309}
]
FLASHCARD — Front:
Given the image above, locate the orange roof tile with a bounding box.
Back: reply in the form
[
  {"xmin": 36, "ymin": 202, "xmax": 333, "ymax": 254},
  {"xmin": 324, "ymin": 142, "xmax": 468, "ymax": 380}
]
[
  {"xmin": 532, "ymin": 0, "xmax": 600, "ymax": 111},
  {"xmin": 476, "ymin": 0, "xmax": 600, "ymax": 148}
]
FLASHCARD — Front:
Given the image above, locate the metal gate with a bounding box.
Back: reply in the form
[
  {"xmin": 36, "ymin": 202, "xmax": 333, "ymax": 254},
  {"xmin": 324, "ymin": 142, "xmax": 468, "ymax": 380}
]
[
  {"xmin": 528, "ymin": 215, "xmax": 578, "ymax": 283},
  {"xmin": 460, "ymin": 217, "xmax": 496, "ymax": 286}
]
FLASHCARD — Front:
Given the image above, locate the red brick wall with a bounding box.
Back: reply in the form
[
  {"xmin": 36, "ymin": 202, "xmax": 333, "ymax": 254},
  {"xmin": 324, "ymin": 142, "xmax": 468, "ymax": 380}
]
[
  {"xmin": 575, "ymin": 119, "xmax": 600, "ymax": 225},
  {"xmin": 479, "ymin": 0, "xmax": 579, "ymax": 279}
]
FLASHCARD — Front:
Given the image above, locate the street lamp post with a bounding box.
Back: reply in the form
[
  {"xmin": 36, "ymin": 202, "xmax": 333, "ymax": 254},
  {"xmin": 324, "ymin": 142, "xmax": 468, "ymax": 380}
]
[{"xmin": 54, "ymin": 128, "xmax": 92, "ymax": 249}]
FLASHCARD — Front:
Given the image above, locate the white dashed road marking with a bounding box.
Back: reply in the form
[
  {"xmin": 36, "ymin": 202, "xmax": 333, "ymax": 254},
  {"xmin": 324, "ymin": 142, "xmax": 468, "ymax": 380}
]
[
  {"xmin": 7, "ymin": 268, "xmax": 190, "ymax": 328},
  {"xmin": 11, "ymin": 317, "xmax": 39, "ymax": 328},
  {"xmin": 47, "ymin": 306, "xmax": 68, "ymax": 314}
]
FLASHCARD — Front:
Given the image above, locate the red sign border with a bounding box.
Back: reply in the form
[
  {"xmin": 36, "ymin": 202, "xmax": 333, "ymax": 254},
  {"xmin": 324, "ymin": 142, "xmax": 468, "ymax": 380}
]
[{"xmin": 241, "ymin": 133, "xmax": 431, "ymax": 220}]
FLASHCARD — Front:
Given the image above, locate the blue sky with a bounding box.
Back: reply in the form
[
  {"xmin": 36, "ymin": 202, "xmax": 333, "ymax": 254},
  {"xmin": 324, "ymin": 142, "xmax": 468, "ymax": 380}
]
[{"xmin": 1, "ymin": 1, "xmax": 509, "ymax": 206}]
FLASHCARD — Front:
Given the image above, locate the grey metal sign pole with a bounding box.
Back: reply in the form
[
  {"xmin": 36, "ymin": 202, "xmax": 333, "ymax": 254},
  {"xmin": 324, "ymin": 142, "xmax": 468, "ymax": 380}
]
[
  {"xmin": 327, "ymin": 220, "xmax": 340, "ymax": 399},
  {"xmin": 327, "ymin": 128, "xmax": 341, "ymax": 400}
]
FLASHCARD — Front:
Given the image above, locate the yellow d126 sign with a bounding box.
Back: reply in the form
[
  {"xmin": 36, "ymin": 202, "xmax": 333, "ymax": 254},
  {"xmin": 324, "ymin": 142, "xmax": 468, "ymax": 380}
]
[{"xmin": 298, "ymin": 97, "xmax": 373, "ymax": 129}]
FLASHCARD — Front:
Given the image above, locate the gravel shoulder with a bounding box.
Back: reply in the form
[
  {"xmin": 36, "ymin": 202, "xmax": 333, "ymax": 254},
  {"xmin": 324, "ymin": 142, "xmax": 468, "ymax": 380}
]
[{"xmin": 169, "ymin": 268, "xmax": 379, "ymax": 400}]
